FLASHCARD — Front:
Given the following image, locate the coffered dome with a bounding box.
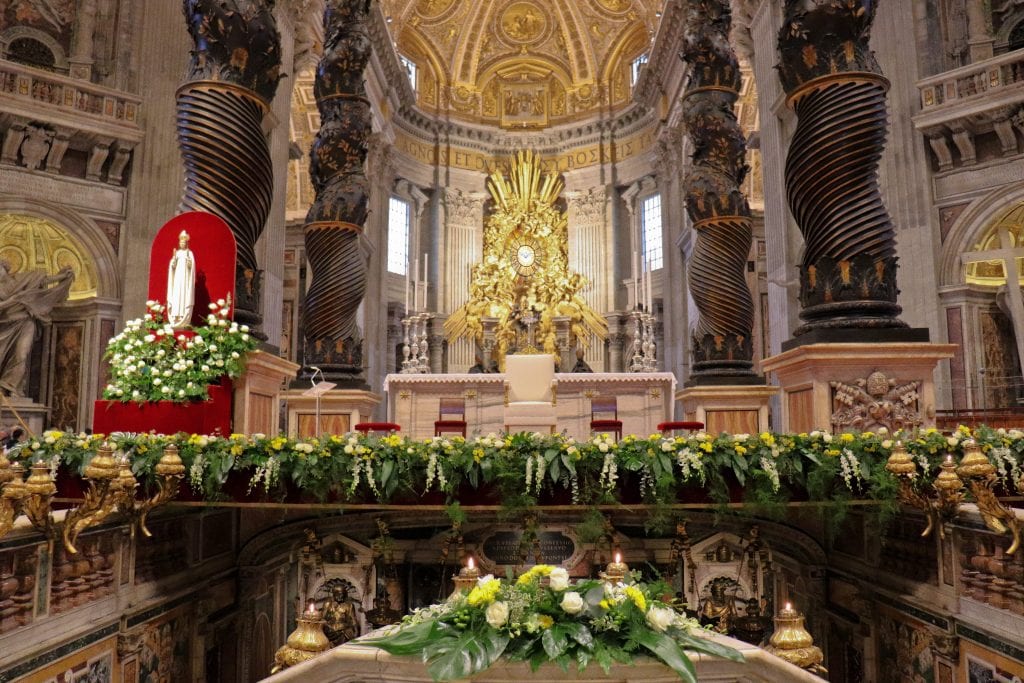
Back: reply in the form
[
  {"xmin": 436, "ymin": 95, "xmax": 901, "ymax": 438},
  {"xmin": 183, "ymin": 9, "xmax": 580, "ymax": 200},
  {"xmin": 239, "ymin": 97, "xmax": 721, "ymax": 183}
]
[{"xmin": 381, "ymin": 0, "xmax": 659, "ymax": 128}]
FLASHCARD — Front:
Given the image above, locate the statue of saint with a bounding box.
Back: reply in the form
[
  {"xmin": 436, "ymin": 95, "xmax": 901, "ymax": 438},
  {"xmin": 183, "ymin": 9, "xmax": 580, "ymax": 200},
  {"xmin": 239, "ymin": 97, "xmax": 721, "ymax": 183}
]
[
  {"xmin": 571, "ymin": 347, "xmax": 593, "ymax": 373},
  {"xmin": 0, "ymin": 263, "xmax": 74, "ymax": 396},
  {"xmin": 322, "ymin": 582, "xmax": 360, "ymax": 646},
  {"xmin": 166, "ymin": 230, "xmax": 195, "ymax": 329},
  {"xmin": 699, "ymin": 578, "xmax": 739, "ymax": 633}
]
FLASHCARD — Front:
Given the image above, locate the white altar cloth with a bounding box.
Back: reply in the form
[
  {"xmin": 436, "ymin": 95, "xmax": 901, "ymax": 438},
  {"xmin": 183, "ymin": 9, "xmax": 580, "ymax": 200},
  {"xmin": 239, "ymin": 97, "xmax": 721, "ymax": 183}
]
[{"xmin": 383, "ymin": 372, "xmax": 676, "ymax": 440}]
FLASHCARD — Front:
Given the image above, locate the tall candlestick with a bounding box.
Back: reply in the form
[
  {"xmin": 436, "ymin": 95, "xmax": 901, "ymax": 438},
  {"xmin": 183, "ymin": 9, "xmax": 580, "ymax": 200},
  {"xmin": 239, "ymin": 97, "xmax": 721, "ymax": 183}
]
[
  {"xmin": 646, "ymin": 264, "xmax": 653, "ymax": 313},
  {"xmin": 632, "ymin": 250, "xmax": 639, "ymax": 309},
  {"xmin": 412, "ymin": 257, "xmax": 419, "ymax": 312},
  {"xmin": 404, "ymin": 253, "xmax": 410, "ymax": 312},
  {"xmin": 423, "ymin": 253, "xmax": 429, "ymax": 311}
]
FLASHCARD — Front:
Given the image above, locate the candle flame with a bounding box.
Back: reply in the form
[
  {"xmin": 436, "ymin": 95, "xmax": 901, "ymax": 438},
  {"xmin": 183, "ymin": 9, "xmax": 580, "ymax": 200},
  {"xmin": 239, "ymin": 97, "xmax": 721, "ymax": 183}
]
[
  {"xmin": 945, "ymin": 454, "xmax": 953, "ymax": 463},
  {"xmin": 307, "ymin": 601, "xmax": 316, "ymax": 614},
  {"xmin": 614, "ymin": 551, "xmax": 621, "ymax": 564},
  {"xmin": 467, "ymin": 556, "xmax": 475, "ymax": 570},
  {"xmin": 785, "ymin": 602, "xmax": 792, "ymax": 611}
]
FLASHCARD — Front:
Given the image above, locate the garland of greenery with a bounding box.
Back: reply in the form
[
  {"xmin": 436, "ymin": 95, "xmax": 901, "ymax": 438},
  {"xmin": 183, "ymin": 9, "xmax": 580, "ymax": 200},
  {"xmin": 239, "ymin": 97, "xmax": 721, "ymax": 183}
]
[
  {"xmin": 16, "ymin": 426, "xmax": 1023, "ymax": 531},
  {"xmin": 101, "ymin": 300, "xmax": 259, "ymax": 402},
  {"xmin": 360, "ymin": 565, "xmax": 743, "ymax": 682}
]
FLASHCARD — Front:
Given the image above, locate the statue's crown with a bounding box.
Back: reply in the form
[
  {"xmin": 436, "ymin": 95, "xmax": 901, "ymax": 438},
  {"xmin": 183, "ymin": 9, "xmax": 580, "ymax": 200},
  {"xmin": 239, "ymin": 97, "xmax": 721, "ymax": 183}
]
[{"xmin": 179, "ymin": 230, "xmax": 190, "ymax": 242}]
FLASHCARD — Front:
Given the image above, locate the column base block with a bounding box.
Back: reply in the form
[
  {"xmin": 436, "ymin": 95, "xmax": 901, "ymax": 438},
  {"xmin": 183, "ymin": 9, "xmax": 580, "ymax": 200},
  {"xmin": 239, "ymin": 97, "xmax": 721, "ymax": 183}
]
[
  {"xmin": 284, "ymin": 389, "xmax": 382, "ymax": 438},
  {"xmin": 233, "ymin": 351, "xmax": 299, "ymax": 435},
  {"xmin": 676, "ymin": 385, "xmax": 779, "ymax": 434},
  {"xmin": 761, "ymin": 343, "xmax": 956, "ymax": 433}
]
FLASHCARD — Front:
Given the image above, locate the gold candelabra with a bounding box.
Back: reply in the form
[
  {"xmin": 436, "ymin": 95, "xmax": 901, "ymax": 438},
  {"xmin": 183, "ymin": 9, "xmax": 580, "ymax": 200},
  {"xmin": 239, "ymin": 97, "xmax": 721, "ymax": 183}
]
[
  {"xmin": 957, "ymin": 439, "xmax": 1022, "ymax": 555},
  {"xmin": 765, "ymin": 601, "xmax": 826, "ymax": 677},
  {"xmin": 885, "ymin": 442, "xmax": 964, "ymax": 539},
  {"xmin": 601, "ymin": 551, "xmax": 628, "ymax": 584},
  {"xmin": 271, "ymin": 602, "xmax": 332, "ymax": 674},
  {"xmin": 452, "ymin": 556, "xmax": 481, "ymax": 594},
  {"xmin": 0, "ymin": 444, "xmax": 187, "ymax": 552}
]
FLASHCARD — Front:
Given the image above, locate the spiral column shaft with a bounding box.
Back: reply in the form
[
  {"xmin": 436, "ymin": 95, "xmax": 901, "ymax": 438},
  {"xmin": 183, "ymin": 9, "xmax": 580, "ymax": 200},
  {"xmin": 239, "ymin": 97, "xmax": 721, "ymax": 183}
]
[
  {"xmin": 301, "ymin": 0, "xmax": 373, "ymax": 382},
  {"xmin": 778, "ymin": 0, "xmax": 905, "ymax": 334},
  {"xmin": 178, "ymin": 0, "xmax": 282, "ymax": 333},
  {"xmin": 679, "ymin": 1, "xmax": 756, "ymax": 380}
]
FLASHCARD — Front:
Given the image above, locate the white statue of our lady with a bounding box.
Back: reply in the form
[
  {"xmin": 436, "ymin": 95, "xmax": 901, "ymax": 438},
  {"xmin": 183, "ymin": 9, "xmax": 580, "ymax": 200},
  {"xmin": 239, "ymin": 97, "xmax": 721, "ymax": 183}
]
[{"xmin": 166, "ymin": 230, "xmax": 195, "ymax": 328}]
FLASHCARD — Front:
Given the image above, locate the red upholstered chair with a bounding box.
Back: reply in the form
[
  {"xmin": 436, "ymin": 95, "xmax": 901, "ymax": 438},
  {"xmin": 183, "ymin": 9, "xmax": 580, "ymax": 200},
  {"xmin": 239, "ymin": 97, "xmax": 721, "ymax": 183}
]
[
  {"xmin": 590, "ymin": 396, "xmax": 623, "ymax": 441},
  {"xmin": 658, "ymin": 420, "xmax": 704, "ymax": 436},
  {"xmin": 434, "ymin": 398, "xmax": 467, "ymax": 438},
  {"xmin": 354, "ymin": 422, "xmax": 401, "ymax": 435}
]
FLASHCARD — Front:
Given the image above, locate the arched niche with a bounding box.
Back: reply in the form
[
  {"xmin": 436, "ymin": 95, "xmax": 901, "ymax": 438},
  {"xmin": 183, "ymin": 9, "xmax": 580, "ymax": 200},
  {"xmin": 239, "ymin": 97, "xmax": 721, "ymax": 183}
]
[
  {"xmin": 0, "ymin": 203, "xmax": 122, "ymax": 431},
  {"xmin": 0, "ymin": 26, "xmax": 69, "ymax": 72}
]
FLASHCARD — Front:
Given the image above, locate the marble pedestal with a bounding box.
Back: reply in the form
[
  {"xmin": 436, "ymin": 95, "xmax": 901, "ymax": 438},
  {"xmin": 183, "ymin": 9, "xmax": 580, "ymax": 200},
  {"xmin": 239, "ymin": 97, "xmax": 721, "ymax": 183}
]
[
  {"xmin": 676, "ymin": 384, "xmax": 779, "ymax": 434},
  {"xmin": 761, "ymin": 343, "xmax": 956, "ymax": 433},
  {"xmin": 232, "ymin": 351, "xmax": 299, "ymax": 435},
  {"xmin": 284, "ymin": 389, "xmax": 382, "ymax": 438},
  {"xmin": 0, "ymin": 397, "xmax": 48, "ymax": 435}
]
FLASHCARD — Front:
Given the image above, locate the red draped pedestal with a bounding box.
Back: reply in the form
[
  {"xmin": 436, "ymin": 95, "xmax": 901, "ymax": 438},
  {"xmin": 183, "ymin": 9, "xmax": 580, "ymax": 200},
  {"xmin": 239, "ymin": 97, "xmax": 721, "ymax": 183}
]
[{"xmin": 93, "ymin": 380, "xmax": 233, "ymax": 436}]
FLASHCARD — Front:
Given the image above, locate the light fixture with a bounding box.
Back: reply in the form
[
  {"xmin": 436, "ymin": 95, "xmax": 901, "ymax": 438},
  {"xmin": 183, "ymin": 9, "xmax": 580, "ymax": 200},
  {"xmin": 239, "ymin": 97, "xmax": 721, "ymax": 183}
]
[
  {"xmin": 765, "ymin": 601, "xmax": 826, "ymax": 676},
  {"xmin": 452, "ymin": 555, "xmax": 481, "ymax": 593},
  {"xmin": 271, "ymin": 602, "xmax": 332, "ymax": 674},
  {"xmin": 602, "ymin": 551, "xmax": 628, "ymax": 584}
]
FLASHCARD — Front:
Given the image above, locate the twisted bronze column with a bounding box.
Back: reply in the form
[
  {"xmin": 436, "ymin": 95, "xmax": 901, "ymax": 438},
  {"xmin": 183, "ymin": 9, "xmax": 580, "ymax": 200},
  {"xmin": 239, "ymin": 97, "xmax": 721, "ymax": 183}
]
[
  {"xmin": 680, "ymin": 0, "xmax": 757, "ymax": 381},
  {"xmin": 301, "ymin": 0, "xmax": 372, "ymax": 383},
  {"xmin": 778, "ymin": 0, "xmax": 906, "ymax": 335},
  {"xmin": 178, "ymin": 0, "xmax": 282, "ymax": 333}
]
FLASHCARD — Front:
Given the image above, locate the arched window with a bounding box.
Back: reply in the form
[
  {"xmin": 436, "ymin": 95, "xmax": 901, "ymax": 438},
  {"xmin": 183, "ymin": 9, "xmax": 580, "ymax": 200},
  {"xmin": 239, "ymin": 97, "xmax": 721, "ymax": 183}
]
[
  {"xmin": 6, "ymin": 37, "xmax": 56, "ymax": 71},
  {"xmin": 1009, "ymin": 19, "xmax": 1024, "ymax": 52}
]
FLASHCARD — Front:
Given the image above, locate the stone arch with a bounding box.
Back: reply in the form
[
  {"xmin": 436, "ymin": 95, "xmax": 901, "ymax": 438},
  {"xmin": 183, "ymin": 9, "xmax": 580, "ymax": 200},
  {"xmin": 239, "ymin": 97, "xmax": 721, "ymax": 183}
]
[
  {"xmin": 938, "ymin": 184, "xmax": 1024, "ymax": 287},
  {"xmin": 0, "ymin": 200, "xmax": 120, "ymax": 301},
  {"xmin": 995, "ymin": 9, "xmax": 1024, "ymax": 51},
  {"xmin": 0, "ymin": 26, "xmax": 69, "ymax": 71}
]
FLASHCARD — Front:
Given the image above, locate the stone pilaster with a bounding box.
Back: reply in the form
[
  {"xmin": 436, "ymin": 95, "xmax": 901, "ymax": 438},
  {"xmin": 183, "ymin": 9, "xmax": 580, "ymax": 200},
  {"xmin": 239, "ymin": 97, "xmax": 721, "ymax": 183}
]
[
  {"xmin": 442, "ymin": 188, "xmax": 486, "ymax": 372},
  {"xmin": 69, "ymin": 0, "xmax": 99, "ymax": 80},
  {"xmin": 566, "ymin": 187, "xmax": 611, "ymax": 372}
]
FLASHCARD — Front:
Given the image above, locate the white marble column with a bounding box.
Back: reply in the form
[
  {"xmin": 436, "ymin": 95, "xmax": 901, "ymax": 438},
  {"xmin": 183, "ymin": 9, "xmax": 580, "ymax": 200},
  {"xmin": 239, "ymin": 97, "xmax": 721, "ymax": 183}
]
[
  {"xmin": 567, "ymin": 187, "xmax": 611, "ymax": 371},
  {"xmin": 654, "ymin": 132, "xmax": 685, "ymax": 379},
  {"xmin": 442, "ymin": 188, "xmax": 486, "ymax": 372}
]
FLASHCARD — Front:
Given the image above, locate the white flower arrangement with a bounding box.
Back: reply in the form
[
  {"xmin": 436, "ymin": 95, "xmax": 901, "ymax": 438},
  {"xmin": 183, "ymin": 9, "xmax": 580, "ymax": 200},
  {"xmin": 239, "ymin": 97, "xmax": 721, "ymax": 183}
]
[{"xmin": 103, "ymin": 300, "xmax": 258, "ymax": 403}]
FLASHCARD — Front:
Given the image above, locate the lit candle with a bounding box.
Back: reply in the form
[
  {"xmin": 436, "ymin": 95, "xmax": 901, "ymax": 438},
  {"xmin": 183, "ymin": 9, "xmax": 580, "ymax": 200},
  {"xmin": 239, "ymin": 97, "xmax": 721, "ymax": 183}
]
[
  {"xmin": 307, "ymin": 601, "xmax": 316, "ymax": 614},
  {"xmin": 614, "ymin": 551, "xmax": 621, "ymax": 564},
  {"xmin": 467, "ymin": 556, "xmax": 475, "ymax": 570},
  {"xmin": 945, "ymin": 454, "xmax": 953, "ymax": 464},
  {"xmin": 632, "ymin": 250, "xmax": 639, "ymax": 309},
  {"xmin": 785, "ymin": 601, "xmax": 792, "ymax": 612}
]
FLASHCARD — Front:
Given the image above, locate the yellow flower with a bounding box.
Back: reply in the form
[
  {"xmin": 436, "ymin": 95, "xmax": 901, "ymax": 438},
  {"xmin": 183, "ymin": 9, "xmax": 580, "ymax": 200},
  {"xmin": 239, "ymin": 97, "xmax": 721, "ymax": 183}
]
[
  {"xmin": 230, "ymin": 445, "xmax": 243, "ymax": 456},
  {"xmin": 625, "ymin": 585, "xmax": 647, "ymax": 611},
  {"xmin": 516, "ymin": 565, "xmax": 554, "ymax": 585},
  {"xmin": 840, "ymin": 433, "xmax": 855, "ymax": 443},
  {"xmin": 270, "ymin": 437, "xmax": 287, "ymax": 451},
  {"xmin": 734, "ymin": 445, "xmax": 747, "ymax": 455},
  {"xmin": 825, "ymin": 448, "xmax": 840, "ymax": 457},
  {"xmin": 473, "ymin": 448, "xmax": 485, "ymax": 462},
  {"xmin": 537, "ymin": 615, "xmax": 553, "ymax": 629},
  {"xmin": 599, "ymin": 599, "xmax": 610, "ymax": 610},
  {"xmin": 699, "ymin": 442, "xmax": 713, "ymax": 453},
  {"xmin": 467, "ymin": 577, "xmax": 501, "ymax": 606}
]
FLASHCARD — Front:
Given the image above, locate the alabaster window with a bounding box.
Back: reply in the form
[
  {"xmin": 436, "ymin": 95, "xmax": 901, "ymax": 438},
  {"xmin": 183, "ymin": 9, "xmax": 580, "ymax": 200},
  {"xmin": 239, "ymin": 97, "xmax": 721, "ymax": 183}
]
[
  {"xmin": 631, "ymin": 53, "xmax": 648, "ymax": 88},
  {"xmin": 641, "ymin": 193, "xmax": 663, "ymax": 270},
  {"xmin": 388, "ymin": 196, "xmax": 411, "ymax": 275},
  {"xmin": 399, "ymin": 54, "xmax": 418, "ymax": 95}
]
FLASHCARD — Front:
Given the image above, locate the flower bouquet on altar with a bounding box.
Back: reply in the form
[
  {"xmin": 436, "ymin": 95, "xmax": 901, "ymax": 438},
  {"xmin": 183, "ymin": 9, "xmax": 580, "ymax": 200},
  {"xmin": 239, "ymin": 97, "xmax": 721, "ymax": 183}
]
[
  {"xmin": 360, "ymin": 562, "xmax": 743, "ymax": 683},
  {"xmin": 102, "ymin": 299, "xmax": 258, "ymax": 403}
]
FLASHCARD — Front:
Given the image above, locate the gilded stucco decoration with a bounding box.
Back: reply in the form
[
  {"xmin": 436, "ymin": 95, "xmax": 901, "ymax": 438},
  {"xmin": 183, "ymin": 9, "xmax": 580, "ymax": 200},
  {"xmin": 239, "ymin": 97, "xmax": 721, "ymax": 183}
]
[
  {"xmin": 381, "ymin": 0, "xmax": 659, "ymax": 126},
  {"xmin": 0, "ymin": 214, "xmax": 97, "ymax": 300}
]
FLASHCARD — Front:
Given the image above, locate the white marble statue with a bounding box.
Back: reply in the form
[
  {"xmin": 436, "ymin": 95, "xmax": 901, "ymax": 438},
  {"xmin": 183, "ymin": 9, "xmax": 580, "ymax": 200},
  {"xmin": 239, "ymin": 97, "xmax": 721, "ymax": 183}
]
[
  {"xmin": 166, "ymin": 230, "xmax": 196, "ymax": 329},
  {"xmin": 0, "ymin": 262, "xmax": 74, "ymax": 396}
]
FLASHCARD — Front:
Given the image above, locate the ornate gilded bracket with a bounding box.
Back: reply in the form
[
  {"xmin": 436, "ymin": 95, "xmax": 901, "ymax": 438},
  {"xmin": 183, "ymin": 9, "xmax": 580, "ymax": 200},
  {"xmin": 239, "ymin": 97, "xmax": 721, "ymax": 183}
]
[
  {"xmin": 62, "ymin": 443, "xmax": 121, "ymax": 554},
  {"xmin": 957, "ymin": 439, "xmax": 1022, "ymax": 555},
  {"xmin": 885, "ymin": 442, "xmax": 964, "ymax": 539},
  {"xmin": 135, "ymin": 445, "xmax": 186, "ymax": 538}
]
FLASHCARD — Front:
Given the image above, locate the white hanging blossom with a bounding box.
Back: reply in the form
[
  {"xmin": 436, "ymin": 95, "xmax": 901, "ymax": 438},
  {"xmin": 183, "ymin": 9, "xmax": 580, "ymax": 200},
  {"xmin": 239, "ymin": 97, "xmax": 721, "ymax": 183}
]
[
  {"xmin": 533, "ymin": 452, "xmax": 545, "ymax": 494},
  {"xmin": 675, "ymin": 446, "xmax": 704, "ymax": 483},
  {"xmin": 990, "ymin": 447, "xmax": 1021, "ymax": 488},
  {"xmin": 249, "ymin": 456, "xmax": 280, "ymax": 493},
  {"xmin": 638, "ymin": 465, "xmax": 655, "ymax": 498},
  {"xmin": 349, "ymin": 458, "xmax": 363, "ymax": 494},
  {"xmin": 839, "ymin": 448, "xmax": 865, "ymax": 491},
  {"xmin": 599, "ymin": 452, "xmax": 618, "ymax": 491},
  {"xmin": 425, "ymin": 449, "xmax": 447, "ymax": 491},
  {"xmin": 759, "ymin": 456, "xmax": 780, "ymax": 492},
  {"xmin": 189, "ymin": 454, "xmax": 207, "ymax": 490}
]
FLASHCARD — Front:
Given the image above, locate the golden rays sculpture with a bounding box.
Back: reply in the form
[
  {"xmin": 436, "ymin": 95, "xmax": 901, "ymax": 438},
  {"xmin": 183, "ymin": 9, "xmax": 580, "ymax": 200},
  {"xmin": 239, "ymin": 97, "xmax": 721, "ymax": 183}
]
[{"xmin": 445, "ymin": 151, "xmax": 606, "ymax": 367}]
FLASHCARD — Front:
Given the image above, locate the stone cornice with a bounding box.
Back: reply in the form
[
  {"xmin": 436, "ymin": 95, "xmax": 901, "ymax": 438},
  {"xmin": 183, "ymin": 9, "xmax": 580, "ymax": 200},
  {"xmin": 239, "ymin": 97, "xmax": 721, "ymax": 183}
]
[{"xmin": 633, "ymin": 0, "xmax": 687, "ymax": 109}]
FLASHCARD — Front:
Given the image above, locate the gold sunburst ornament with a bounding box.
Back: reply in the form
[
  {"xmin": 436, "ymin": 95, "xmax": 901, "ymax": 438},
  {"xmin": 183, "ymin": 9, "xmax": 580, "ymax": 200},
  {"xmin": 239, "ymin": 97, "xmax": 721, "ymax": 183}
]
[{"xmin": 445, "ymin": 151, "xmax": 607, "ymax": 367}]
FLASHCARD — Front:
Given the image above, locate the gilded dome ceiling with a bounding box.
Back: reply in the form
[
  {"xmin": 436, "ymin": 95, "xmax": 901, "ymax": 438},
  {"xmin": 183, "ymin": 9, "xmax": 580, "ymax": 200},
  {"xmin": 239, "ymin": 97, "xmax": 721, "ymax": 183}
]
[{"xmin": 381, "ymin": 0, "xmax": 660, "ymax": 127}]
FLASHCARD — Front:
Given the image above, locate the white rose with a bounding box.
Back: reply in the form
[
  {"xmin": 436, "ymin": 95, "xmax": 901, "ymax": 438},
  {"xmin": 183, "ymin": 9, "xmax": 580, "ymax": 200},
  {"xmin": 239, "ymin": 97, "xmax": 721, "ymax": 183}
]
[
  {"xmin": 560, "ymin": 591, "xmax": 584, "ymax": 615},
  {"xmin": 548, "ymin": 567, "xmax": 570, "ymax": 591},
  {"xmin": 881, "ymin": 439, "xmax": 893, "ymax": 449},
  {"xmin": 161, "ymin": 386, "xmax": 171, "ymax": 394},
  {"xmin": 209, "ymin": 344, "xmax": 218, "ymax": 352},
  {"xmin": 241, "ymin": 333, "xmax": 249, "ymax": 341},
  {"xmin": 201, "ymin": 365, "xmax": 210, "ymax": 372},
  {"xmin": 231, "ymin": 351, "xmax": 239, "ymax": 359},
  {"xmin": 144, "ymin": 334, "xmax": 156, "ymax": 343},
  {"xmin": 153, "ymin": 378, "xmax": 162, "ymax": 386},
  {"xmin": 598, "ymin": 442, "xmax": 609, "ymax": 453},
  {"xmin": 645, "ymin": 606, "xmax": 676, "ymax": 632},
  {"xmin": 241, "ymin": 325, "xmax": 249, "ymax": 333},
  {"xmin": 822, "ymin": 433, "xmax": 833, "ymax": 443},
  {"xmin": 344, "ymin": 444, "xmax": 354, "ymax": 454},
  {"xmin": 178, "ymin": 389, "xmax": 186, "ymax": 397},
  {"xmin": 485, "ymin": 601, "xmax": 509, "ymax": 629},
  {"xmin": 946, "ymin": 436, "xmax": 959, "ymax": 447}
]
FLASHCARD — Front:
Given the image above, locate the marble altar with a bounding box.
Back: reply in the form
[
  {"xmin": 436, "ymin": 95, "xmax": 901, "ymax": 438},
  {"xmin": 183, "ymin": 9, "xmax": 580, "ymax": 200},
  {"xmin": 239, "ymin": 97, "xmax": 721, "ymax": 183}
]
[
  {"xmin": 384, "ymin": 373, "xmax": 676, "ymax": 440},
  {"xmin": 265, "ymin": 634, "xmax": 824, "ymax": 682}
]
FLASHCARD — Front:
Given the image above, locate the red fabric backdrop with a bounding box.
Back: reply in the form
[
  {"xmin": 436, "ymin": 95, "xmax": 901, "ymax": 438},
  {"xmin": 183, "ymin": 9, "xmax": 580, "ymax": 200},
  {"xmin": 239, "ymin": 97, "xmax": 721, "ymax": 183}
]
[
  {"xmin": 93, "ymin": 380, "xmax": 233, "ymax": 436},
  {"xmin": 147, "ymin": 212, "xmax": 237, "ymax": 326}
]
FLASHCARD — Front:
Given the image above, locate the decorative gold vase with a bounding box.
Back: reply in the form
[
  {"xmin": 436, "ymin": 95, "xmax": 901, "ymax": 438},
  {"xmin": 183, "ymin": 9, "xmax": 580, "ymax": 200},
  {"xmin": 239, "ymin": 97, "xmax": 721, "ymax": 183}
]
[
  {"xmin": 765, "ymin": 602, "xmax": 825, "ymax": 675},
  {"xmin": 270, "ymin": 603, "xmax": 331, "ymax": 674}
]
